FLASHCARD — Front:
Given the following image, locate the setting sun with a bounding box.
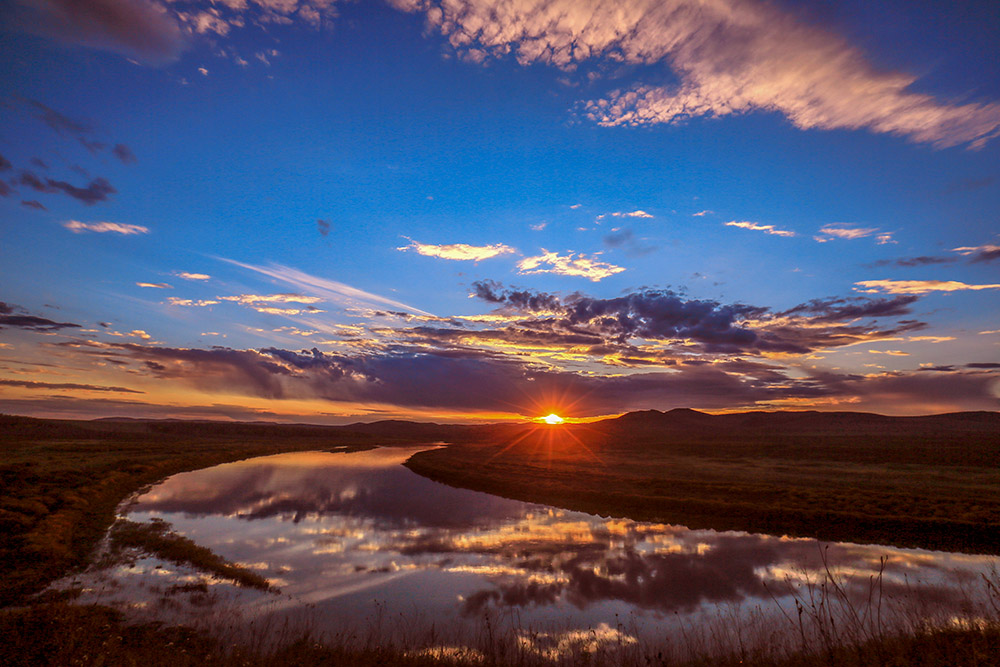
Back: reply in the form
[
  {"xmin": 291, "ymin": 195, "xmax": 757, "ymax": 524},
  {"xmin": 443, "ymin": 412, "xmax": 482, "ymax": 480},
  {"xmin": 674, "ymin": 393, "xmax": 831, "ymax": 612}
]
[{"xmin": 543, "ymin": 413, "xmax": 565, "ymax": 425}]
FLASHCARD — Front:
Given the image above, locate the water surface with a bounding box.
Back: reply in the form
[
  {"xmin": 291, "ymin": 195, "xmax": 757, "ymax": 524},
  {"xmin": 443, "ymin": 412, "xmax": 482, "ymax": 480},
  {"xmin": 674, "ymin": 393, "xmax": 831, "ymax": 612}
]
[{"xmin": 79, "ymin": 446, "xmax": 997, "ymax": 656}]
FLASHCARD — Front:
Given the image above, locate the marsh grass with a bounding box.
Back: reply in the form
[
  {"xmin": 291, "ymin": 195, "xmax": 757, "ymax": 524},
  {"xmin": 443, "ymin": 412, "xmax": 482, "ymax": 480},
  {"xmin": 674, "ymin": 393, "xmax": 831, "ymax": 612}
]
[
  {"xmin": 5, "ymin": 564, "xmax": 999, "ymax": 667},
  {"xmin": 103, "ymin": 518, "xmax": 274, "ymax": 591}
]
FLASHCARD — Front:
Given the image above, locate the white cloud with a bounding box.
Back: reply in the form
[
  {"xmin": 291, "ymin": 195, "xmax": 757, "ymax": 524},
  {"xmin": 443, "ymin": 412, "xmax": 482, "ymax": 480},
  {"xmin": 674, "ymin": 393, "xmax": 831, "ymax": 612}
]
[
  {"xmin": 396, "ymin": 0, "xmax": 1000, "ymax": 148},
  {"xmin": 814, "ymin": 224, "xmax": 887, "ymax": 243},
  {"xmin": 855, "ymin": 279, "xmax": 1000, "ymax": 295},
  {"xmin": 597, "ymin": 210, "xmax": 654, "ymax": 222},
  {"xmin": 517, "ymin": 250, "xmax": 625, "ymax": 281},
  {"xmin": 63, "ymin": 220, "xmax": 149, "ymax": 235},
  {"xmin": 724, "ymin": 220, "xmax": 795, "ymax": 237},
  {"xmin": 175, "ymin": 272, "xmax": 211, "ymax": 281},
  {"xmin": 167, "ymin": 297, "xmax": 220, "ymax": 307},
  {"xmin": 219, "ymin": 293, "xmax": 324, "ymax": 305},
  {"xmin": 136, "ymin": 282, "xmax": 172, "ymax": 289},
  {"xmin": 692, "ymin": 210, "xmax": 712, "ymax": 217},
  {"xmin": 398, "ymin": 239, "xmax": 517, "ymax": 261}
]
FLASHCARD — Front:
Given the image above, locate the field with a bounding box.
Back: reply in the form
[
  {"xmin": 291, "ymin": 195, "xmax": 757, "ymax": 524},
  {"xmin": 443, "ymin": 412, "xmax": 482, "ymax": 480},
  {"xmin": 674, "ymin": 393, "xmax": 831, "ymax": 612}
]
[
  {"xmin": 1, "ymin": 410, "xmax": 999, "ymax": 666},
  {"xmin": 406, "ymin": 409, "xmax": 1000, "ymax": 554}
]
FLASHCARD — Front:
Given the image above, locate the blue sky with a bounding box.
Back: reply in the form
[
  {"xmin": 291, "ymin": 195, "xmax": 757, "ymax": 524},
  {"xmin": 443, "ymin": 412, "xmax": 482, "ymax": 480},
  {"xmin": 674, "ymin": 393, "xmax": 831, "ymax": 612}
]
[{"xmin": 0, "ymin": 0, "xmax": 998, "ymax": 422}]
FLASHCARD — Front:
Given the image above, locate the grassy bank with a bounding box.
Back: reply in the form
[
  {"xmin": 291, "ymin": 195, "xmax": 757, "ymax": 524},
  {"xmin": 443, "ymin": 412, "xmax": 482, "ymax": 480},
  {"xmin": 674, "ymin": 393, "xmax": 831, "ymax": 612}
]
[
  {"xmin": 0, "ymin": 415, "xmax": 378, "ymax": 607},
  {"xmin": 405, "ymin": 411, "xmax": 1000, "ymax": 554}
]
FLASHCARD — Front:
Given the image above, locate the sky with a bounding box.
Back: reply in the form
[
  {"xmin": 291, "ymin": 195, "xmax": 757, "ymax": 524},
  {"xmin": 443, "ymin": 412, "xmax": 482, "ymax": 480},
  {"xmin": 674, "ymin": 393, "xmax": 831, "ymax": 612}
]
[{"xmin": 0, "ymin": 0, "xmax": 998, "ymax": 423}]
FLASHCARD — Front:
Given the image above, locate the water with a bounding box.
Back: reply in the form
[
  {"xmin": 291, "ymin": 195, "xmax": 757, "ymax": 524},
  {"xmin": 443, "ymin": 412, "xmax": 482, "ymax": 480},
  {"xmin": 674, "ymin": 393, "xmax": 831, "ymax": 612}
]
[{"xmin": 72, "ymin": 446, "xmax": 998, "ymax": 658}]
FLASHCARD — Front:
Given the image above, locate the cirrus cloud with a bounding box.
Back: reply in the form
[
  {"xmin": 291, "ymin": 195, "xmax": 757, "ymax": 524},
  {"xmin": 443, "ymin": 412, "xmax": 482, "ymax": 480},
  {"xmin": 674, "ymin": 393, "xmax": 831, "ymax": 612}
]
[{"xmin": 63, "ymin": 220, "xmax": 148, "ymax": 235}]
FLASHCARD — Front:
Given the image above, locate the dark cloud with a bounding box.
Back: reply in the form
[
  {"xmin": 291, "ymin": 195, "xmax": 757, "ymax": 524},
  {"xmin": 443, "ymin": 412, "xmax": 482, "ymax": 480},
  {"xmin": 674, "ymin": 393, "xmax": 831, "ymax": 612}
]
[
  {"xmin": 469, "ymin": 282, "xmax": 922, "ymax": 356},
  {"xmin": 0, "ymin": 181, "xmax": 10, "ymax": 197},
  {"xmin": 966, "ymin": 362, "xmax": 1000, "ymax": 369},
  {"xmin": 0, "ymin": 379, "xmax": 142, "ymax": 393},
  {"xmin": 25, "ymin": 98, "xmax": 91, "ymax": 136},
  {"xmin": 867, "ymin": 256, "xmax": 957, "ymax": 268},
  {"xmin": 778, "ymin": 295, "xmax": 919, "ymax": 322},
  {"xmin": 0, "ymin": 154, "xmax": 11, "ymax": 171},
  {"xmin": 966, "ymin": 247, "xmax": 1000, "ymax": 264},
  {"xmin": 113, "ymin": 143, "xmax": 137, "ymax": 164},
  {"xmin": 472, "ymin": 280, "xmax": 563, "ymax": 312},
  {"xmin": 317, "ymin": 219, "xmax": 330, "ymax": 237},
  {"xmin": 30, "ymin": 157, "xmax": 49, "ymax": 170},
  {"xmin": 21, "ymin": 200, "xmax": 46, "ymax": 210},
  {"xmin": 0, "ymin": 301, "xmax": 81, "ymax": 331},
  {"xmin": 943, "ymin": 176, "xmax": 995, "ymax": 194},
  {"xmin": 3, "ymin": 0, "xmax": 186, "ymax": 65},
  {"xmin": 18, "ymin": 171, "xmax": 115, "ymax": 204},
  {"xmin": 602, "ymin": 228, "xmax": 657, "ymax": 256},
  {"xmin": 45, "ymin": 176, "xmax": 116, "ymax": 204}
]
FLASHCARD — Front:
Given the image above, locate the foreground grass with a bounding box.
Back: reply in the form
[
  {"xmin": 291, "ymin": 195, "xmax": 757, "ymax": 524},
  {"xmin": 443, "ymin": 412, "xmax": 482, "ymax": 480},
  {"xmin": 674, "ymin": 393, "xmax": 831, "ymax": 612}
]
[{"xmin": 3, "ymin": 600, "xmax": 999, "ymax": 667}]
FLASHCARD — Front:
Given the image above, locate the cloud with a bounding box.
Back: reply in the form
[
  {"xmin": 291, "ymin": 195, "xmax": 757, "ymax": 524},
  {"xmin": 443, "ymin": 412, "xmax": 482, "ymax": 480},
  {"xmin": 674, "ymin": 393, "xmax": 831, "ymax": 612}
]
[
  {"xmin": 396, "ymin": 0, "xmax": 1000, "ymax": 147},
  {"xmin": 0, "ymin": 154, "xmax": 11, "ymax": 171},
  {"xmin": 113, "ymin": 143, "xmax": 137, "ymax": 164},
  {"xmin": 221, "ymin": 258, "xmax": 433, "ymax": 316},
  {"xmin": 218, "ymin": 293, "xmax": 325, "ymax": 314},
  {"xmin": 399, "ymin": 239, "xmax": 518, "ymax": 261},
  {"xmin": 57, "ymin": 335, "xmax": 995, "ymax": 416},
  {"xmin": 469, "ymin": 281, "xmax": 924, "ymax": 356},
  {"xmin": 0, "ymin": 301, "xmax": 81, "ymax": 332},
  {"xmin": 175, "ymin": 272, "xmax": 211, "ymax": 281},
  {"xmin": 692, "ymin": 210, "xmax": 712, "ymax": 217},
  {"xmin": 21, "ymin": 200, "xmax": 46, "ymax": 210},
  {"xmin": 602, "ymin": 228, "xmax": 657, "ymax": 256},
  {"xmin": 597, "ymin": 210, "xmax": 653, "ymax": 221},
  {"xmin": 166, "ymin": 297, "xmax": 220, "ymax": 307},
  {"xmin": 952, "ymin": 243, "xmax": 1000, "ymax": 264},
  {"xmin": 219, "ymin": 293, "xmax": 324, "ymax": 305},
  {"xmin": 63, "ymin": 220, "xmax": 148, "ymax": 234},
  {"xmin": 20, "ymin": 172, "xmax": 116, "ymax": 204},
  {"xmin": 0, "ymin": 379, "xmax": 143, "ymax": 393},
  {"xmin": 814, "ymin": 224, "xmax": 881, "ymax": 242},
  {"xmin": 868, "ymin": 255, "xmax": 957, "ymax": 269},
  {"xmin": 317, "ymin": 219, "xmax": 331, "ymax": 237},
  {"xmin": 4, "ymin": 0, "xmax": 187, "ymax": 64},
  {"xmin": 517, "ymin": 250, "xmax": 625, "ymax": 281},
  {"xmin": 136, "ymin": 282, "xmax": 172, "ymax": 289},
  {"xmin": 778, "ymin": 295, "xmax": 918, "ymax": 322},
  {"xmin": 855, "ymin": 280, "xmax": 1000, "ymax": 295},
  {"xmin": 725, "ymin": 221, "xmax": 795, "ymax": 238}
]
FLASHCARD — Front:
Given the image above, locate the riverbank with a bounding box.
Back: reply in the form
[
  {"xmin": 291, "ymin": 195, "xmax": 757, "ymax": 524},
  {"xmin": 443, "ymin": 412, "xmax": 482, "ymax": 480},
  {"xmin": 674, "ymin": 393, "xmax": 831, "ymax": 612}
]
[
  {"xmin": 0, "ymin": 415, "xmax": 379, "ymax": 607},
  {"xmin": 405, "ymin": 411, "xmax": 1000, "ymax": 554}
]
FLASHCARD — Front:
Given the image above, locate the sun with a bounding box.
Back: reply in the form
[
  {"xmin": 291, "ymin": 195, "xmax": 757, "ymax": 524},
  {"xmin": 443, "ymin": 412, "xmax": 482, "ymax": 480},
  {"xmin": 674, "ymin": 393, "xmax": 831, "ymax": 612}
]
[{"xmin": 542, "ymin": 413, "xmax": 565, "ymax": 425}]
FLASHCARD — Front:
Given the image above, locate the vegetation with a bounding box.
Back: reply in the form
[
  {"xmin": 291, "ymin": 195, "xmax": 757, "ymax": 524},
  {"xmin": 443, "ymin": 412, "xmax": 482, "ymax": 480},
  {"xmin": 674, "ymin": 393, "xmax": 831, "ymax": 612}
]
[
  {"xmin": 406, "ymin": 409, "xmax": 1000, "ymax": 554},
  {"xmin": 105, "ymin": 518, "xmax": 273, "ymax": 591}
]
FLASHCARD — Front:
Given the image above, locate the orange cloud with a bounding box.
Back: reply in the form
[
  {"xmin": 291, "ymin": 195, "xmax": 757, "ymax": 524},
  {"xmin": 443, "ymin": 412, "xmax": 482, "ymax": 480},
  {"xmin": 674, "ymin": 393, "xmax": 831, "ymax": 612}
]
[{"xmin": 855, "ymin": 280, "xmax": 1000, "ymax": 295}]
